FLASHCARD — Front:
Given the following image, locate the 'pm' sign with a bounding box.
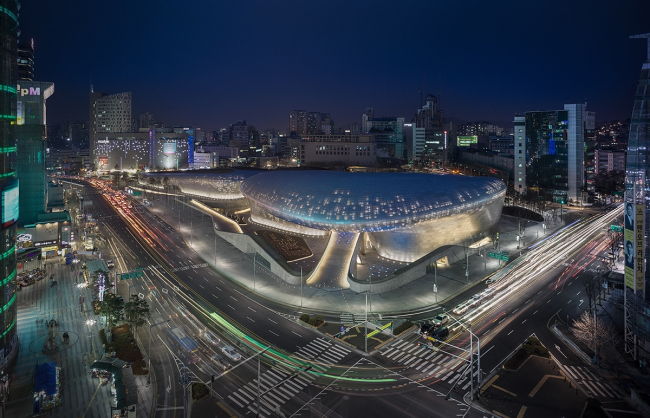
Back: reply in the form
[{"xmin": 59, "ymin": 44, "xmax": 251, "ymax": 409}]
[{"xmin": 16, "ymin": 85, "xmax": 40, "ymax": 96}]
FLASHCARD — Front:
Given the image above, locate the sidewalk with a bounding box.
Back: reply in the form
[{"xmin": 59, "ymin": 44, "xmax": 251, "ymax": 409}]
[
  {"xmin": 133, "ymin": 191, "xmax": 568, "ymax": 317},
  {"xmin": 7, "ymin": 253, "xmax": 154, "ymax": 417}
]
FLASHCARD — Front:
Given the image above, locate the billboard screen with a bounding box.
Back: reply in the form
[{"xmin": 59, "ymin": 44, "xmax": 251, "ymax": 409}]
[
  {"xmin": 2, "ymin": 182, "xmax": 19, "ymax": 227},
  {"xmin": 624, "ymin": 202, "xmax": 645, "ymax": 291},
  {"xmin": 98, "ymin": 157, "xmax": 109, "ymax": 169},
  {"xmin": 163, "ymin": 142, "xmax": 176, "ymax": 155},
  {"xmin": 16, "ymin": 101, "xmax": 23, "ymax": 125},
  {"xmin": 457, "ymin": 135, "xmax": 478, "ymax": 147}
]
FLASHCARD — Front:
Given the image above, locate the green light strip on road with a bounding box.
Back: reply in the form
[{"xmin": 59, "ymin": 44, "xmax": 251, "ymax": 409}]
[{"xmin": 209, "ymin": 312, "xmax": 396, "ymax": 383}]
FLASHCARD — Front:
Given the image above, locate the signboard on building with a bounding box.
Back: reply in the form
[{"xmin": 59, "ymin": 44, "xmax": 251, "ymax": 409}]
[
  {"xmin": 457, "ymin": 135, "xmax": 478, "ymax": 147},
  {"xmin": 2, "ymin": 182, "xmax": 19, "ymax": 227},
  {"xmin": 624, "ymin": 202, "xmax": 645, "ymax": 291},
  {"xmin": 163, "ymin": 142, "xmax": 177, "ymax": 155},
  {"xmin": 98, "ymin": 157, "xmax": 109, "ymax": 169}
]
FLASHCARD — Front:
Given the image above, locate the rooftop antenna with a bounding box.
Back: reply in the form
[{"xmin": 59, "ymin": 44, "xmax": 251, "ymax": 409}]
[
  {"xmin": 420, "ymin": 71, "xmax": 427, "ymax": 109},
  {"xmin": 630, "ymin": 33, "xmax": 650, "ymax": 62}
]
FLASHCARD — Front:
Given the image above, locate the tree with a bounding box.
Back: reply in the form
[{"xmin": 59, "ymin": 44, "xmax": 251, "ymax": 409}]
[
  {"xmin": 124, "ymin": 294, "xmax": 150, "ymax": 336},
  {"xmin": 99, "ymin": 292, "xmax": 124, "ymax": 329},
  {"xmin": 583, "ymin": 275, "xmax": 601, "ymax": 310},
  {"xmin": 571, "ymin": 310, "xmax": 619, "ymax": 364}
]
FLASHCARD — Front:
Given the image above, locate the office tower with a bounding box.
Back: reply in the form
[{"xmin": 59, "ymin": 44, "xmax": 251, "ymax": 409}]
[
  {"xmin": 513, "ymin": 104, "xmax": 595, "ymax": 203},
  {"xmin": 289, "ymin": 110, "xmax": 307, "ymax": 136},
  {"xmin": 16, "ymin": 81, "xmax": 54, "ymax": 226},
  {"xmin": 137, "ymin": 112, "xmax": 155, "ymax": 130},
  {"xmin": 408, "ymin": 94, "xmax": 447, "ymax": 166},
  {"xmin": 361, "ymin": 107, "xmax": 374, "ymax": 134},
  {"xmin": 623, "ymin": 33, "xmax": 650, "ymax": 360},
  {"xmin": 17, "ymin": 38, "xmax": 34, "ymax": 81},
  {"xmin": 363, "ymin": 114, "xmax": 406, "ymax": 159},
  {"xmin": 0, "ymin": 0, "xmax": 19, "ymax": 371},
  {"xmin": 89, "ymin": 90, "xmax": 131, "ymax": 166}
]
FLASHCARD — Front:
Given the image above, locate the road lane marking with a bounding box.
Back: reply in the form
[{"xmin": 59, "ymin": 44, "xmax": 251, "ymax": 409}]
[
  {"xmin": 512, "ymin": 309, "xmax": 518, "ymax": 313},
  {"xmin": 507, "ymin": 330, "xmax": 513, "ymax": 335},
  {"xmin": 576, "ymin": 291, "xmax": 581, "ymax": 296},
  {"xmin": 268, "ymin": 318, "xmax": 277, "ymax": 324},
  {"xmin": 215, "ymin": 286, "xmax": 222, "ymax": 291},
  {"xmin": 228, "ymin": 305, "xmax": 235, "ymax": 310},
  {"xmin": 230, "ymin": 296, "xmax": 238, "ymax": 301},
  {"xmin": 547, "ymin": 300, "xmax": 551, "ymax": 303},
  {"xmin": 568, "ymin": 300, "xmax": 572, "ymax": 304},
  {"xmin": 521, "ymin": 319, "xmax": 527, "ymax": 324},
  {"xmin": 248, "ymin": 307, "xmax": 256, "ymax": 312},
  {"xmin": 199, "ymin": 284, "xmax": 204, "ymax": 289},
  {"xmin": 525, "ymin": 299, "xmax": 531, "ymax": 304},
  {"xmin": 533, "ymin": 310, "xmax": 538, "ymax": 315},
  {"xmin": 292, "ymin": 331, "xmax": 302, "ymax": 338},
  {"xmin": 247, "ymin": 317, "xmax": 255, "ymax": 322},
  {"xmin": 269, "ymin": 330, "xmax": 279, "ymax": 336}
]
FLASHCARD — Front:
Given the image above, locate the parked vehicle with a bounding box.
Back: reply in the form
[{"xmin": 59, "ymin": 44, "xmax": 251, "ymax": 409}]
[{"xmin": 106, "ymin": 260, "xmax": 115, "ymax": 268}]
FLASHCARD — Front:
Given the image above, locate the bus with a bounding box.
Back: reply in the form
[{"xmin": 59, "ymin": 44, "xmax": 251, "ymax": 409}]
[{"xmin": 166, "ymin": 327, "xmax": 199, "ymax": 364}]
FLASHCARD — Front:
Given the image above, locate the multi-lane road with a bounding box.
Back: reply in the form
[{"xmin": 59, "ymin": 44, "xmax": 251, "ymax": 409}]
[{"xmin": 65, "ymin": 177, "xmax": 624, "ymax": 417}]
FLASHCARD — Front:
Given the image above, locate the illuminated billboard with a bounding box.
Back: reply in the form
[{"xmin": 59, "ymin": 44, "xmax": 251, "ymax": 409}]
[
  {"xmin": 98, "ymin": 157, "xmax": 109, "ymax": 169},
  {"xmin": 624, "ymin": 202, "xmax": 645, "ymax": 291},
  {"xmin": 16, "ymin": 101, "xmax": 23, "ymax": 125},
  {"xmin": 163, "ymin": 142, "xmax": 177, "ymax": 155},
  {"xmin": 2, "ymin": 182, "xmax": 19, "ymax": 227},
  {"xmin": 457, "ymin": 135, "xmax": 478, "ymax": 147}
]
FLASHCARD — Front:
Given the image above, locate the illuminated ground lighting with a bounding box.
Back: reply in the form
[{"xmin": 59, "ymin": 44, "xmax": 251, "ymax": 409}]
[{"xmin": 191, "ymin": 199, "xmax": 243, "ymax": 234}]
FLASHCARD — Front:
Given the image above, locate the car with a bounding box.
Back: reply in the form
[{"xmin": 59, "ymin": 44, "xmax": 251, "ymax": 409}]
[
  {"xmin": 430, "ymin": 326, "xmax": 449, "ymax": 341},
  {"xmin": 203, "ymin": 331, "xmax": 220, "ymax": 346},
  {"xmin": 221, "ymin": 345, "xmax": 241, "ymax": 361},
  {"xmin": 485, "ymin": 277, "xmax": 498, "ymax": 285},
  {"xmin": 419, "ymin": 323, "xmax": 433, "ymax": 335},
  {"xmin": 210, "ymin": 354, "xmax": 231, "ymax": 371},
  {"xmin": 106, "ymin": 260, "xmax": 114, "ymax": 268},
  {"xmin": 432, "ymin": 313, "xmax": 449, "ymax": 328},
  {"xmin": 452, "ymin": 303, "xmax": 469, "ymax": 315}
]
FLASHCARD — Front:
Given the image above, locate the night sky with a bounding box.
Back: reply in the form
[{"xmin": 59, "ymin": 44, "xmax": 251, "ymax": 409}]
[{"xmin": 19, "ymin": 0, "xmax": 650, "ymax": 132}]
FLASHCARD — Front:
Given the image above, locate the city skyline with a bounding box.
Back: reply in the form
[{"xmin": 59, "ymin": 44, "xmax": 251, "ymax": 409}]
[{"xmin": 19, "ymin": 1, "xmax": 650, "ymax": 132}]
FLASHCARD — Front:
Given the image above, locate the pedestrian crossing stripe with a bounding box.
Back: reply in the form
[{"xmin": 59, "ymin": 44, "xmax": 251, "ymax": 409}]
[{"xmin": 563, "ymin": 365, "xmax": 625, "ymax": 398}]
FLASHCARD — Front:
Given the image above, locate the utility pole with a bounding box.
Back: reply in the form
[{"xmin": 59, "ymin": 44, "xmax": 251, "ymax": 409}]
[{"xmin": 253, "ymin": 253, "xmax": 256, "ymax": 290}]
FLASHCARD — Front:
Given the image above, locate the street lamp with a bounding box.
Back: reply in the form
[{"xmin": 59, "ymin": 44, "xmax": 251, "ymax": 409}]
[
  {"xmin": 300, "ymin": 266, "xmax": 303, "ymax": 308},
  {"xmin": 448, "ymin": 317, "xmax": 481, "ymax": 400},
  {"xmin": 147, "ymin": 319, "xmax": 170, "ymax": 385}
]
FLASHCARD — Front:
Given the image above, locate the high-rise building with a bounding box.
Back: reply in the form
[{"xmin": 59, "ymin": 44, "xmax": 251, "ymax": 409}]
[
  {"xmin": 623, "ymin": 33, "xmax": 650, "ymax": 361},
  {"xmin": 289, "ymin": 110, "xmax": 307, "ymax": 136},
  {"xmin": 0, "ymin": 0, "xmax": 20, "ymax": 371},
  {"xmin": 595, "ymin": 149, "xmax": 626, "ymax": 175},
  {"xmin": 513, "ymin": 104, "xmax": 595, "ymax": 203},
  {"xmin": 89, "ymin": 90, "xmax": 131, "ymax": 166},
  {"xmin": 407, "ymin": 94, "xmax": 447, "ymax": 165},
  {"xmin": 16, "ymin": 81, "xmax": 54, "ymax": 226},
  {"xmin": 17, "ymin": 38, "xmax": 34, "ymax": 81},
  {"xmin": 363, "ymin": 114, "xmax": 406, "ymax": 159}
]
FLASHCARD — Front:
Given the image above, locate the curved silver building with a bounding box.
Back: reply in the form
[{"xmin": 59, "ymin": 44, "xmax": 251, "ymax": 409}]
[
  {"xmin": 140, "ymin": 170, "xmax": 261, "ymax": 200},
  {"xmin": 241, "ymin": 171, "xmax": 505, "ymax": 262}
]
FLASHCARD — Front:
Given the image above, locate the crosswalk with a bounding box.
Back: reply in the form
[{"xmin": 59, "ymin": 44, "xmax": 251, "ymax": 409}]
[
  {"xmin": 340, "ymin": 313, "xmax": 355, "ymax": 325},
  {"xmin": 226, "ymin": 338, "xmax": 351, "ymax": 417},
  {"xmin": 380, "ymin": 339, "xmax": 477, "ymax": 390},
  {"xmin": 564, "ymin": 365, "xmax": 624, "ymax": 399}
]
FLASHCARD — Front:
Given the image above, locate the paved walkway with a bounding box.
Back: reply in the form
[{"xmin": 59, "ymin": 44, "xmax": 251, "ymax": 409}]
[
  {"xmin": 136, "ymin": 192, "xmax": 572, "ymax": 317},
  {"xmin": 7, "ymin": 259, "xmax": 154, "ymax": 416}
]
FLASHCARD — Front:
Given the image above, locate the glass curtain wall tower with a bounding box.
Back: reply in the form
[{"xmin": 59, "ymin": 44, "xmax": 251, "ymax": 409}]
[
  {"xmin": 0, "ymin": 0, "xmax": 19, "ymax": 371},
  {"xmin": 624, "ymin": 34, "xmax": 650, "ymax": 360}
]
